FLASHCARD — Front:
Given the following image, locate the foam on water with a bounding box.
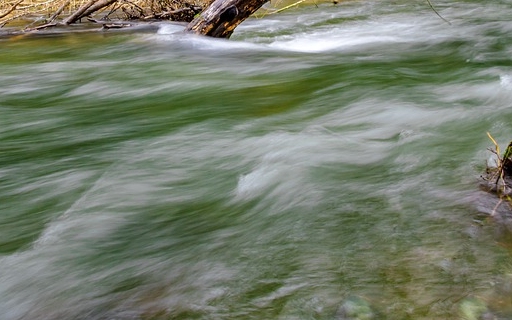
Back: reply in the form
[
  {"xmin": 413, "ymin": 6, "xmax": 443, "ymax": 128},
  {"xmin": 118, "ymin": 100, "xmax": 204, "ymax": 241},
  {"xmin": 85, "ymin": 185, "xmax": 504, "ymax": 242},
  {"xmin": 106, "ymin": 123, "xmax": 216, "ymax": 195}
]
[
  {"xmin": 265, "ymin": 9, "xmax": 459, "ymax": 53},
  {"xmin": 155, "ymin": 24, "xmax": 267, "ymax": 52}
]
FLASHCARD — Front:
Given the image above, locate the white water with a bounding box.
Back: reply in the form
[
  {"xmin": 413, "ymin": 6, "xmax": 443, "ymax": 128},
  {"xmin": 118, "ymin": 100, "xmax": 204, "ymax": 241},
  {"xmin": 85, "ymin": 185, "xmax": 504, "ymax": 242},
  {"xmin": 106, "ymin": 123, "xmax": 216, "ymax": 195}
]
[{"xmin": 2, "ymin": 0, "xmax": 512, "ymax": 319}]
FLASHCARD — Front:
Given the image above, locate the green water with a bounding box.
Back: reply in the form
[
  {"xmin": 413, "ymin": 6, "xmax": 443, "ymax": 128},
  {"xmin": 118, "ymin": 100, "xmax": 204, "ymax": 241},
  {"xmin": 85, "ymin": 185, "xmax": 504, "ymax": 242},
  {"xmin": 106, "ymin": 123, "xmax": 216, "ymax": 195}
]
[{"xmin": 2, "ymin": 0, "xmax": 512, "ymax": 318}]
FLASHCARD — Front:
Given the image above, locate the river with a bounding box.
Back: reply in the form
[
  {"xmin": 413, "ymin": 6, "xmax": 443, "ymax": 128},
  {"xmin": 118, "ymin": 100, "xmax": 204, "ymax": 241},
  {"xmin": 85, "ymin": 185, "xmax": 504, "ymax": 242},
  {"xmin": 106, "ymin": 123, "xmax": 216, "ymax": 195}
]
[{"xmin": 1, "ymin": 0, "xmax": 512, "ymax": 318}]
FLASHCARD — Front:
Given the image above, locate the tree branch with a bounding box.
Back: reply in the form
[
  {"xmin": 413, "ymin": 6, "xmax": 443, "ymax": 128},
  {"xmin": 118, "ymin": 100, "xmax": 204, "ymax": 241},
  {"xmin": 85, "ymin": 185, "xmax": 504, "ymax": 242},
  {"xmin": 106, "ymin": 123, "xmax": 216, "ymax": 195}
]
[
  {"xmin": 48, "ymin": 0, "xmax": 70, "ymax": 23},
  {"xmin": 0, "ymin": 0, "xmax": 24, "ymax": 20},
  {"xmin": 63, "ymin": 0, "xmax": 98, "ymax": 24}
]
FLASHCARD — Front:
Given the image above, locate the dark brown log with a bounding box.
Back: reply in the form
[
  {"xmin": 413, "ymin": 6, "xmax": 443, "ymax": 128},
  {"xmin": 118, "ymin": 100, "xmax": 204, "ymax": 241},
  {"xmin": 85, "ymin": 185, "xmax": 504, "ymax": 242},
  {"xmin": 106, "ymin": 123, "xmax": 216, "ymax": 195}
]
[{"xmin": 184, "ymin": 0, "xmax": 269, "ymax": 38}]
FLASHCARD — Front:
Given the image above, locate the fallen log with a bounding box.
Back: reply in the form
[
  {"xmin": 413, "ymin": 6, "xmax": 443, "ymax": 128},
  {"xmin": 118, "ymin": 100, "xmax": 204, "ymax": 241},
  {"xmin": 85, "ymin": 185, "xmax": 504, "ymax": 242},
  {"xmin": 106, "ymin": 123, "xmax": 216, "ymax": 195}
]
[
  {"xmin": 4, "ymin": 0, "xmax": 269, "ymax": 37},
  {"xmin": 184, "ymin": 0, "xmax": 269, "ymax": 38}
]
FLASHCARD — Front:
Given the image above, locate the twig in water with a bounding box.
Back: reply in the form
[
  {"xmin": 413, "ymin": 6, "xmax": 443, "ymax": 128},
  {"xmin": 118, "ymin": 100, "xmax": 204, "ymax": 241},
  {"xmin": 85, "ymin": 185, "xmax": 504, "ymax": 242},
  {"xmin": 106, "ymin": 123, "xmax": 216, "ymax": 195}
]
[
  {"xmin": 426, "ymin": 0, "xmax": 451, "ymax": 25},
  {"xmin": 491, "ymin": 198, "xmax": 503, "ymax": 217},
  {"xmin": 268, "ymin": 0, "xmax": 307, "ymax": 15}
]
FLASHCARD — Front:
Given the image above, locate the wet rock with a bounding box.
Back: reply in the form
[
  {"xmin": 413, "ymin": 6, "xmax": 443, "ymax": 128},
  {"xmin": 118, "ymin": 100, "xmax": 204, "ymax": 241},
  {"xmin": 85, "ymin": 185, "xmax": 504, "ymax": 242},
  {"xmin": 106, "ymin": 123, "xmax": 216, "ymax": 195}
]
[
  {"xmin": 459, "ymin": 297, "xmax": 495, "ymax": 320},
  {"xmin": 335, "ymin": 296, "xmax": 374, "ymax": 320}
]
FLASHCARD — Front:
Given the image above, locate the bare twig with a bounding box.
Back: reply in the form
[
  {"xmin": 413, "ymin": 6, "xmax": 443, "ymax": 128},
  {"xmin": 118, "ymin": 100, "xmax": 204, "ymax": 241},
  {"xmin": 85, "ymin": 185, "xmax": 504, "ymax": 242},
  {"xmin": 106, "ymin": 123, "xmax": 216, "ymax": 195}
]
[
  {"xmin": 63, "ymin": 0, "xmax": 97, "ymax": 24},
  {"xmin": 25, "ymin": 22, "xmax": 58, "ymax": 30},
  {"xmin": 268, "ymin": 0, "xmax": 306, "ymax": 14},
  {"xmin": 121, "ymin": 0, "xmax": 144, "ymax": 13},
  {"xmin": 18, "ymin": 0, "xmax": 57, "ymax": 10},
  {"xmin": 23, "ymin": 15, "xmax": 46, "ymax": 29},
  {"xmin": 104, "ymin": 1, "xmax": 122, "ymax": 18},
  {"xmin": 487, "ymin": 132, "xmax": 504, "ymax": 186},
  {"xmin": 0, "ymin": 11, "xmax": 28, "ymax": 27},
  {"xmin": 48, "ymin": 0, "xmax": 70, "ymax": 23},
  {"xmin": 22, "ymin": 0, "xmax": 70, "ymax": 30},
  {"xmin": 426, "ymin": 0, "xmax": 451, "ymax": 25},
  {"xmin": 491, "ymin": 198, "xmax": 503, "ymax": 217},
  {"xmin": 0, "ymin": 0, "xmax": 24, "ymax": 19}
]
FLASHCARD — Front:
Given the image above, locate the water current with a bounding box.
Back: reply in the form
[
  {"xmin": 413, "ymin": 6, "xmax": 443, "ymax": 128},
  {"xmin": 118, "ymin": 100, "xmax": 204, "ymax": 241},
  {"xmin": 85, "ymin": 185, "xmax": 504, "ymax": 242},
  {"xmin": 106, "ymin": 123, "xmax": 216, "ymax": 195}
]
[{"xmin": 2, "ymin": 0, "xmax": 512, "ymax": 318}]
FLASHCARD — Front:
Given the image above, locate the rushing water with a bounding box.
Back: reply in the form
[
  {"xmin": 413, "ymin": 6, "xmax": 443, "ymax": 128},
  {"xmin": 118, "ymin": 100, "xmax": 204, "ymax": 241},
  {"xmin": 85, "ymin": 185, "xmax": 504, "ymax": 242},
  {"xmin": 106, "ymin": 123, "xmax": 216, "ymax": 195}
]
[{"xmin": 2, "ymin": 0, "xmax": 512, "ymax": 318}]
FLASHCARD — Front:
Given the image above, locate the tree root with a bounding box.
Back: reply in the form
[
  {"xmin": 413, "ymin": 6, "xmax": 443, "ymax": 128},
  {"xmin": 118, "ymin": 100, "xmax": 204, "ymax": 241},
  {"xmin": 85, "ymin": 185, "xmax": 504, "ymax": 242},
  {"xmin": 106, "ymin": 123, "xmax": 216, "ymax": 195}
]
[{"xmin": 482, "ymin": 133, "xmax": 512, "ymax": 217}]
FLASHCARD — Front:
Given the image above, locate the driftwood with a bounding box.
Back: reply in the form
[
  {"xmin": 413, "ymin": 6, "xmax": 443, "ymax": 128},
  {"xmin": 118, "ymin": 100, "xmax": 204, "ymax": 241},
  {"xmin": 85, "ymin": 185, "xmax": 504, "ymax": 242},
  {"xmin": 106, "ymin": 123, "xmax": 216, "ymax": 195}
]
[
  {"xmin": 184, "ymin": 0, "xmax": 269, "ymax": 38},
  {"xmin": 48, "ymin": 0, "xmax": 71, "ymax": 23}
]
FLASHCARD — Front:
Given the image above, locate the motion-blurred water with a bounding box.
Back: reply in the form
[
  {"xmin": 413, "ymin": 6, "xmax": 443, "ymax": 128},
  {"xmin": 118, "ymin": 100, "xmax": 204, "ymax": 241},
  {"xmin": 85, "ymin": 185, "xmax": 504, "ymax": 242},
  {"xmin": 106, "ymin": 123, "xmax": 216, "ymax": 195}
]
[{"xmin": 2, "ymin": 0, "xmax": 512, "ymax": 318}]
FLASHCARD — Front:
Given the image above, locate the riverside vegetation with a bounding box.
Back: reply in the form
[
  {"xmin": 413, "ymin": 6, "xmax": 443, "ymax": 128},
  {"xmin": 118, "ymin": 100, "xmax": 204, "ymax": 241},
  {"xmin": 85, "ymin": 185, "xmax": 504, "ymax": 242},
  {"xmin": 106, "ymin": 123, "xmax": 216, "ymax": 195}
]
[
  {"xmin": 0, "ymin": 0, "xmax": 449, "ymax": 39},
  {"xmin": 0, "ymin": 0, "xmax": 212, "ymax": 29},
  {"xmin": 0, "ymin": 0, "xmax": 325, "ymax": 34},
  {"xmin": 482, "ymin": 133, "xmax": 512, "ymax": 216}
]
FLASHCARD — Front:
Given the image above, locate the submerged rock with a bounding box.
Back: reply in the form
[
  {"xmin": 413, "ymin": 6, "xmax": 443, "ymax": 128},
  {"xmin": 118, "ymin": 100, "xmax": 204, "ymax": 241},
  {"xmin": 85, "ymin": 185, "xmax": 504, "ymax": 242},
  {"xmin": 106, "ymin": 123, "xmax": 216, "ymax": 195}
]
[
  {"xmin": 335, "ymin": 296, "xmax": 374, "ymax": 320},
  {"xmin": 459, "ymin": 297, "xmax": 494, "ymax": 320}
]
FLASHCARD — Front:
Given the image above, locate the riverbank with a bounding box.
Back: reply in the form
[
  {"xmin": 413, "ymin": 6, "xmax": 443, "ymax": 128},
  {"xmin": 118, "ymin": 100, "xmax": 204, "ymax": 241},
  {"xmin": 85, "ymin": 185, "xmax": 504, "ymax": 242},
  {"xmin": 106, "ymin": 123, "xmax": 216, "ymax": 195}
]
[
  {"xmin": 0, "ymin": 0, "xmax": 211, "ymax": 30},
  {"xmin": 0, "ymin": 0, "xmax": 336, "ymax": 32}
]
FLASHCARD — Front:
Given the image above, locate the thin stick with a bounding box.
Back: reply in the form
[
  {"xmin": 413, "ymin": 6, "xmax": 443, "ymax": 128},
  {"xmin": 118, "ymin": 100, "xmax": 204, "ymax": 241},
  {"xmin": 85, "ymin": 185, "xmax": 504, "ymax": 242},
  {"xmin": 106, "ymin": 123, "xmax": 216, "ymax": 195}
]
[
  {"xmin": 122, "ymin": 0, "xmax": 144, "ymax": 13},
  {"xmin": 0, "ymin": 11, "xmax": 27, "ymax": 27},
  {"xmin": 48, "ymin": 0, "xmax": 70, "ymax": 23},
  {"xmin": 18, "ymin": 0, "xmax": 57, "ymax": 10},
  {"xmin": 426, "ymin": 0, "xmax": 451, "ymax": 25},
  {"xmin": 268, "ymin": 0, "xmax": 307, "ymax": 14},
  {"xmin": 105, "ymin": 1, "xmax": 122, "ymax": 18},
  {"xmin": 25, "ymin": 22, "xmax": 58, "ymax": 30},
  {"xmin": 491, "ymin": 198, "xmax": 503, "ymax": 217},
  {"xmin": 63, "ymin": 0, "xmax": 97, "ymax": 24},
  {"xmin": 0, "ymin": 0, "xmax": 24, "ymax": 19},
  {"xmin": 487, "ymin": 132, "xmax": 501, "ymax": 155}
]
